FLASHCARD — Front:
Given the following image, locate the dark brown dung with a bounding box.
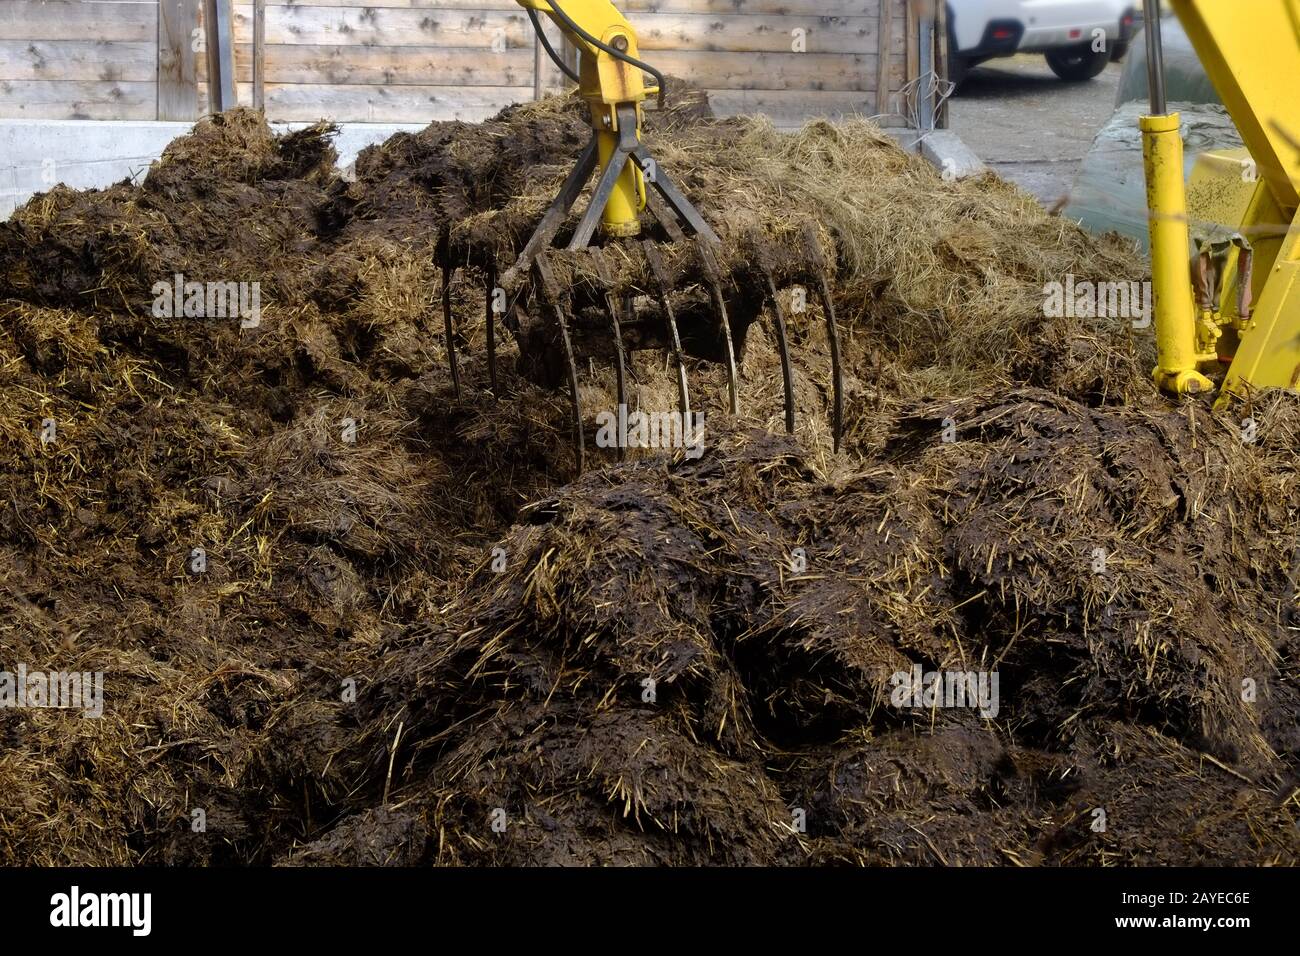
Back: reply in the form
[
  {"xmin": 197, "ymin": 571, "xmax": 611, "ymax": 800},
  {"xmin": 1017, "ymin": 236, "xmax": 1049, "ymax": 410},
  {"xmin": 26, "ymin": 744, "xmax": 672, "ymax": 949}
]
[{"xmin": 0, "ymin": 95, "xmax": 1295, "ymax": 865}]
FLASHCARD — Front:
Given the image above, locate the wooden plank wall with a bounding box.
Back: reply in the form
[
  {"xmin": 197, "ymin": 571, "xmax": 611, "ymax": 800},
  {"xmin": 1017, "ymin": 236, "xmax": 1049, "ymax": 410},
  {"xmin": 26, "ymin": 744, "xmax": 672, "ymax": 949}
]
[
  {"xmin": 2, "ymin": 0, "xmax": 916, "ymax": 127},
  {"xmin": 0, "ymin": 0, "xmax": 160, "ymax": 119}
]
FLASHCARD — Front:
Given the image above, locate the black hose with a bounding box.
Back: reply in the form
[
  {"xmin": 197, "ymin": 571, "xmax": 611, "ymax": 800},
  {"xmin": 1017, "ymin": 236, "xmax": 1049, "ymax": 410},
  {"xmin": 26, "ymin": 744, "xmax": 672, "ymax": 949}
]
[
  {"xmin": 542, "ymin": 0, "xmax": 667, "ymax": 109},
  {"xmin": 527, "ymin": 6, "xmax": 580, "ymax": 84}
]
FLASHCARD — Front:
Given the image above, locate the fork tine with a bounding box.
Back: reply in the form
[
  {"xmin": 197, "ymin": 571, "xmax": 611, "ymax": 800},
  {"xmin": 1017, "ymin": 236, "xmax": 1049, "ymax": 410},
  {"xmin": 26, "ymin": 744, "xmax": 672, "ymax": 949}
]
[
  {"xmin": 762, "ymin": 269, "xmax": 796, "ymax": 434},
  {"xmin": 439, "ymin": 231, "xmax": 462, "ymax": 399},
  {"xmin": 589, "ymin": 248, "xmax": 627, "ymax": 462},
  {"xmin": 642, "ymin": 242, "xmax": 690, "ymax": 420},
  {"xmin": 801, "ymin": 224, "xmax": 843, "ymax": 452},
  {"xmin": 814, "ymin": 273, "xmax": 844, "ymax": 452},
  {"xmin": 485, "ymin": 258, "xmax": 499, "ymax": 397},
  {"xmin": 696, "ymin": 238, "xmax": 740, "ymax": 417},
  {"xmin": 534, "ymin": 254, "xmax": 585, "ymax": 474}
]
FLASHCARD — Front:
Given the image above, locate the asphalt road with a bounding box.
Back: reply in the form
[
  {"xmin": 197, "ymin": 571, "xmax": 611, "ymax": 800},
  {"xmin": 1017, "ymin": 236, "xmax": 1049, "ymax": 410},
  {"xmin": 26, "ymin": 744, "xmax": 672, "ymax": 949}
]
[{"xmin": 947, "ymin": 53, "xmax": 1124, "ymax": 206}]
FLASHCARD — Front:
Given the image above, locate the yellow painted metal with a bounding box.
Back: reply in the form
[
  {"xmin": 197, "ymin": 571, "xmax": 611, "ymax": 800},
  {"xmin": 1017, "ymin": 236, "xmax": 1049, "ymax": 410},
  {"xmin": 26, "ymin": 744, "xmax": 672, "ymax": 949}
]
[
  {"xmin": 1220, "ymin": 228, "xmax": 1300, "ymax": 399},
  {"xmin": 596, "ymin": 127, "xmax": 643, "ymax": 237},
  {"xmin": 518, "ymin": 0, "xmax": 635, "ymax": 71},
  {"xmin": 1187, "ymin": 149, "xmax": 1266, "ymax": 248},
  {"xmin": 1142, "ymin": 112, "xmax": 1214, "ymax": 394},
  {"xmin": 1183, "ymin": 150, "xmax": 1299, "ymax": 402},
  {"xmin": 1186, "ymin": 147, "xmax": 1284, "ymax": 343},
  {"xmin": 1170, "ymin": 0, "xmax": 1300, "ymax": 214},
  {"xmin": 519, "ymin": 0, "xmax": 647, "ymax": 236},
  {"xmin": 1141, "ymin": 0, "xmax": 1300, "ymax": 399}
]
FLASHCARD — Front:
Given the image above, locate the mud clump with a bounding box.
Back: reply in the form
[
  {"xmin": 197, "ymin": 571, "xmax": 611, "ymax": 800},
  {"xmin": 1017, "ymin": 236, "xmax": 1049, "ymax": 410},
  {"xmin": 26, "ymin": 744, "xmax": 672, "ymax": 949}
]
[{"xmin": 0, "ymin": 99, "xmax": 1296, "ymax": 866}]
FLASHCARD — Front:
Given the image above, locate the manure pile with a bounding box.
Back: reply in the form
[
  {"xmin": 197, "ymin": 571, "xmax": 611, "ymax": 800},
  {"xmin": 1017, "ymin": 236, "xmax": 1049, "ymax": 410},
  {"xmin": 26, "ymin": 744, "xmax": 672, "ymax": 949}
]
[{"xmin": 0, "ymin": 93, "xmax": 1296, "ymax": 865}]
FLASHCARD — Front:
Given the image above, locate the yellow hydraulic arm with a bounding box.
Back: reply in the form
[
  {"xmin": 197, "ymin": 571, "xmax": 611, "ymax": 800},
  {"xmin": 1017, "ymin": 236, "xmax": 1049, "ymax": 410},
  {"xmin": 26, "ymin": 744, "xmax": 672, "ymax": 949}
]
[
  {"xmin": 518, "ymin": 0, "xmax": 651, "ymax": 237},
  {"xmin": 1144, "ymin": 0, "xmax": 1300, "ymax": 399},
  {"xmin": 502, "ymin": 0, "xmax": 717, "ymax": 290}
]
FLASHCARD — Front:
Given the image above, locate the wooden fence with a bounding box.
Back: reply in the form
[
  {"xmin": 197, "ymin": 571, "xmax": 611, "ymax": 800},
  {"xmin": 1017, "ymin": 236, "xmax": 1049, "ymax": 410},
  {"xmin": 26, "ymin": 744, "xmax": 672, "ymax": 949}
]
[{"xmin": 1, "ymin": 0, "xmax": 934, "ymax": 128}]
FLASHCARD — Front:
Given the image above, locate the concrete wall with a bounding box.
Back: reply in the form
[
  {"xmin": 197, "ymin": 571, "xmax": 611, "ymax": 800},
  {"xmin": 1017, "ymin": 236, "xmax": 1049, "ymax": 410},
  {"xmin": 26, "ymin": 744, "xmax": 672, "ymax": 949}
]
[
  {"xmin": 0, "ymin": 116, "xmax": 984, "ymax": 222},
  {"xmin": 0, "ymin": 119, "xmax": 424, "ymax": 219}
]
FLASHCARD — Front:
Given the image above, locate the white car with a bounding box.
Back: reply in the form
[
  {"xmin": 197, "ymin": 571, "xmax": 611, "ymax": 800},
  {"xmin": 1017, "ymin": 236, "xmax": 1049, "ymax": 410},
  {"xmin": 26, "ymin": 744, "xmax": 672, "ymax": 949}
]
[{"xmin": 947, "ymin": 1, "xmax": 1140, "ymax": 84}]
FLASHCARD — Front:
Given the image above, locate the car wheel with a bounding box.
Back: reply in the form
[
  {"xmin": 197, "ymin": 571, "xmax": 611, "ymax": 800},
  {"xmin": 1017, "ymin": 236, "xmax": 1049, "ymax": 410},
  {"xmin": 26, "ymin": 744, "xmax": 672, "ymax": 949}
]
[
  {"xmin": 947, "ymin": 51, "xmax": 969, "ymax": 88},
  {"xmin": 1045, "ymin": 44, "xmax": 1110, "ymax": 81},
  {"xmin": 1109, "ymin": 39, "xmax": 1129, "ymax": 62}
]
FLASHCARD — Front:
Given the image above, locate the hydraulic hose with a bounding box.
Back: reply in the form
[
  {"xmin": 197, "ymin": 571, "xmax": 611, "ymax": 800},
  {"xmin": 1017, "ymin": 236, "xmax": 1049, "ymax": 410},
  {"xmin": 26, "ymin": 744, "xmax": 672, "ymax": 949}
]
[
  {"xmin": 527, "ymin": 7, "xmax": 580, "ymax": 83},
  {"xmin": 538, "ymin": 0, "xmax": 668, "ymax": 108}
]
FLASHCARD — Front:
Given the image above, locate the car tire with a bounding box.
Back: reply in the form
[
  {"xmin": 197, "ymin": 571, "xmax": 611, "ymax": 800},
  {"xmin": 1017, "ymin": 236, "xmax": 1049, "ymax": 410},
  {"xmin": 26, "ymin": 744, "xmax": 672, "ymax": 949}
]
[
  {"xmin": 1046, "ymin": 44, "xmax": 1111, "ymax": 81},
  {"xmin": 947, "ymin": 51, "xmax": 969, "ymax": 88},
  {"xmin": 1110, "ymin": 40, "xmax": 1129, "ymax": 62}
]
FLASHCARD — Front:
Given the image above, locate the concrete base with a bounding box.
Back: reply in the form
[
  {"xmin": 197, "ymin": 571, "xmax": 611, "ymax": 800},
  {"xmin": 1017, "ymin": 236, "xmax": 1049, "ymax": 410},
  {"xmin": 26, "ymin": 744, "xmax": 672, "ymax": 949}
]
[
  {"xmin": 0, "ymin": 119, "xmax": 427, "ymax": 219},
  {"xmin": 917, "ymin": 130, "xmax": 989, "ymax": 180},
  {"xmin": 885, "ymin": 127, "xmax": 988, "ymax": 180},
  {"xmin": 882, "ymin": 128, "xmax": 922, "ymax": 154}
]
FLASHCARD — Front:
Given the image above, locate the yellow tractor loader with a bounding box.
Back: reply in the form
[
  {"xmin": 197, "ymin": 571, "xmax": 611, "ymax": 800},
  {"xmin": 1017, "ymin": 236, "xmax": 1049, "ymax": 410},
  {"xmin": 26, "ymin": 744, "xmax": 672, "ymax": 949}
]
[{"xmin": 1143, "ymin": 0, "xmax": 1300, "ymax": 403}]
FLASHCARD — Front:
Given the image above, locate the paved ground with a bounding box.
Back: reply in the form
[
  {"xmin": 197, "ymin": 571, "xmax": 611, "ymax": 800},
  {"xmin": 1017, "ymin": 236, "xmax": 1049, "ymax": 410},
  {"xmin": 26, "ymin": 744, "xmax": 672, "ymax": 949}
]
[{"xmin": 947, "ymin": 53, "xmax": 1124, "ymax": 206}]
